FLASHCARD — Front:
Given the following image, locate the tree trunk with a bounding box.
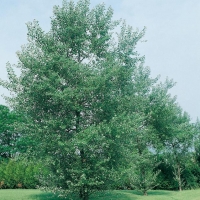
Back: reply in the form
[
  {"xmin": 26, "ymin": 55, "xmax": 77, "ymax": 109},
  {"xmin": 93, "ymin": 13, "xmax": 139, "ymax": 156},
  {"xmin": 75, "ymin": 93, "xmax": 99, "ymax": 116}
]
[
  {"xmin": 143, "ymin": 190, "xmax": 148, "ymax": 196},
  {"xmin": 76, "ymin": 110, "xmax": 89, "ymax": 200},
  {"xmin": 79, "ymin": 148, "xmax": 89, "ymax": 200},
  {"xmin": 79, "ymin": 186, "xmax": 89, "ymax": 200},
  {"xmin": 177, "ymin": 164, "xmax": 182, "ymax": 191}
]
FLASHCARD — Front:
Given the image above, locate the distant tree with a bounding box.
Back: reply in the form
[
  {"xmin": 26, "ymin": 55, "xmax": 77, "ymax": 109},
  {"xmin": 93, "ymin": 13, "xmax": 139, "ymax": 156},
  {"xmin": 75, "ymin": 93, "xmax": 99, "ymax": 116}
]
[
  {"xmin": 128, "ymin": 75, "xmax": 195, "ymax": 193},
  {"xmin": 129, "ymin": 153, "xmax": 160, "ymax": 196},
  {"xmin": 124, "ymin": 67, "xmax": 172, "ymax": 195},
  {"xmin": 160, "ymin": 110, "xmax": 194, "ymax": 191},
  {"xmin": 127, "ymin": 122, "xmax": 160, "ymax": 196}
]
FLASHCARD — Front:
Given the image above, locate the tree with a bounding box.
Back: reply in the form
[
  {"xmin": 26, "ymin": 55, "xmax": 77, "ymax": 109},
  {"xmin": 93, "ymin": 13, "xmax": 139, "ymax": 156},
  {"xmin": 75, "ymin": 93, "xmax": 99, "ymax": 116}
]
[
  {"xmin": 0, "ymin": 0, "xmax": 146, "ymax": 199},
  {"xmin": 0, "ymin": 105, "xmax": 21, "ymax": 159},
  {"xmin": 125, "ymin": 71, "xmax": 194, "ymax": 193},
  {"xmin": 122, "ymin": 66, "xmax": 166, "ymax": 195},
  {"xmin": 157, "ymin": 108, "xmax": 195, "ymax": 191},
  {"xmin": 127, "ymin": 116, "xmax": 160, "ymax": 196},
  {"xmin": 128, "ymin": 152, "xmax": 160, "ymax": 196}
]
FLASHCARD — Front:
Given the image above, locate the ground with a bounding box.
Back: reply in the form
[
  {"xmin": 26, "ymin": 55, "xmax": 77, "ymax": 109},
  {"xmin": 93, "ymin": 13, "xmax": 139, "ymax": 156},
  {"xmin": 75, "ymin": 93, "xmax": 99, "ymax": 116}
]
[{"xmin": 1, "ymin": 189, "xmax": 200, "ymax": 200}]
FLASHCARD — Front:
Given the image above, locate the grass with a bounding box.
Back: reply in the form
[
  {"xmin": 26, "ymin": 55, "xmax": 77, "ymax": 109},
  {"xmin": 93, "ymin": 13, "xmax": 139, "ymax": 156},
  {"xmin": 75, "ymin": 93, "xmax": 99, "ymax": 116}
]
[
  {"xmin": 90, "ymin": 189, "xmax": 200, "ymax": 200},
  {"xmin": 1, "ymin": 189, "xmax": 200, "ymax": 200},
  {"xmin": 0, "ymin": 189, "xmax": 63, "ymax": 200}
]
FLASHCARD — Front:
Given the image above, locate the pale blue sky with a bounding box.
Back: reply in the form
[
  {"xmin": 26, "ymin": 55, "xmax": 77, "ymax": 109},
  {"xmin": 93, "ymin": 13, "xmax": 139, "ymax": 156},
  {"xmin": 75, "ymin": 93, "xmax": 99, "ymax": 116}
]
[{"xmin": 0, "ymin": 0, "xmax": 200, "ymax": 121}]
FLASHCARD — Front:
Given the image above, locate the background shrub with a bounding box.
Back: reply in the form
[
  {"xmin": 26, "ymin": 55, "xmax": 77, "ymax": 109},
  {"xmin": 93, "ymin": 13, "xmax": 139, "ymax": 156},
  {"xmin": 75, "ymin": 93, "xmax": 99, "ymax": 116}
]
[{"xmin": 0, "ymin": 159, "xmax": 44, "ymax": 189}]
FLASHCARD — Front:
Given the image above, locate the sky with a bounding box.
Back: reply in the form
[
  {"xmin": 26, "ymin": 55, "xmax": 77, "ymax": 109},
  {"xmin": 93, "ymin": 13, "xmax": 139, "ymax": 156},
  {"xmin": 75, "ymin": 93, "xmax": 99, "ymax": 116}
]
[{"xmin": 0, "ymin": 0, "xmax": 200, "ymax": 121}]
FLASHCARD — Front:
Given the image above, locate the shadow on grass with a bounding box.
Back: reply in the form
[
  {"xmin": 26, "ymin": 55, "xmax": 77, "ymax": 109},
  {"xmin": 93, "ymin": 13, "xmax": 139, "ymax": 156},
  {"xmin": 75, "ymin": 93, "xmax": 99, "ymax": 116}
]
[
  {"xmin": 102, "ymin": 190, "xmax": 173, "ymax": 200},
  {"xmin": 29, "ymin": 190, "xmax": 173, "ymax": 200},
  {"xmin": 29, "ymin": 192, "xmax": 66, "ymax": 200},
  {"xmin": 31, "ymin": 190, "xmax": 142, "ymax": 200},
  {"xmin": 147, "ymin": 190, "xmax": 173, "ymax": 196},
  {"xmin": 90, "ymin": 190, "xmax": 143, "ymax": 200},
  {"xmin": 121, "ymin": 189, "xmax": 173, "ymax": 196}
]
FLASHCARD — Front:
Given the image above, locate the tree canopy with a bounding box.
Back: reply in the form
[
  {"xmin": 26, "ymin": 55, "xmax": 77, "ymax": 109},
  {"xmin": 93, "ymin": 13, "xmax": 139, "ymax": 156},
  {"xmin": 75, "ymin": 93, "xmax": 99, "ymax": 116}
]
[{"xmin": 0, "ymin": 0, "xmax": 197, "ymax": 199}]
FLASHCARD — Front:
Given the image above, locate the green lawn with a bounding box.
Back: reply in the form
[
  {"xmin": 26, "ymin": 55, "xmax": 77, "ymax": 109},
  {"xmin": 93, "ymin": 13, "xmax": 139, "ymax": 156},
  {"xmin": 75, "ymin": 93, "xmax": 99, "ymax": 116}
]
[
  {"xmin": 1, "ymin": 189, "xmax": 200, "ymax": 200},
  {"xmin": 0, "ymin": 189, "xmax": 62, "ymax": 200},
  {"xmin": 90, "ymin": 190, "xmax": 200, "ymax": 200}
]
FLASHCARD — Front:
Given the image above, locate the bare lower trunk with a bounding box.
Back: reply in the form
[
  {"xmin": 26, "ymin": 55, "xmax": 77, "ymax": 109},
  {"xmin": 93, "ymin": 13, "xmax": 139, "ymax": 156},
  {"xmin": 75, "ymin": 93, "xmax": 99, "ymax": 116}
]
[
  {"xmin": 177, "ymin": 164, "xmax": 182, "ymax": 191},
  {"xmin": 76, "ymin": 110, "xmax": 89, "ymax": 200},
  {"xmin": 143, "ymin": 190, "xmax": 148, "ymax": 196},
  {"xmin": 79, "ymin": 186, "xmax": 89, "ymax": 200},
  {"xmin": 79, "ymin": 149, "xmax": 89, "ymax": 200},
  {"xmin": 174, "ymin": 164, "xmax": 182, "ymax": 191}
]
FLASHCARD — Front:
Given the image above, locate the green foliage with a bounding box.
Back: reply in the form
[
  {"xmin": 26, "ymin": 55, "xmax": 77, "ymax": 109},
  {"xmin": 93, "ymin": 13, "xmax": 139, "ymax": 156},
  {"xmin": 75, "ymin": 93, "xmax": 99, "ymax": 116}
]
[
  {"xmin": 0, "ymin": 0, "xmax": 197, "ymax": 198},
  {"xmin": 128, "ymin": 153, "xmax": 160, "ymax": 195},
  {"xmin": 0, "ymin": 159, "xmax": 43, "ymax": 189},
  {"xmin": 156, "ymin": 159, "xmax": 178, "ymax": 190},
  {"xmin": 0, "ymin": 0, "xmax": 146, "ymax": 199},
  {"xmin": 156, "ymin": 152, "xmax": 200, "ymax": 191},
  {"xmin": 0, "ymin": 105, "xmax": 22, "ymax": 158}
]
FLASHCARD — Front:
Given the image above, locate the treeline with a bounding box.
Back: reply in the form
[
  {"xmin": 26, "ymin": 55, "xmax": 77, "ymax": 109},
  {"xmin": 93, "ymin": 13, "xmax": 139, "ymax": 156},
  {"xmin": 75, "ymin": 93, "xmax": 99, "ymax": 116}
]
[
  {"xmin": 0, "ymin": 103, "xmax": 200, "ymax": 191},
  {"xmin": 0, "ymin": 105, "xmax": 47, "ymax": 189},
  {"xmin": 0, "ymin": 0, "xmax": 199, "ymax": 199}
]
